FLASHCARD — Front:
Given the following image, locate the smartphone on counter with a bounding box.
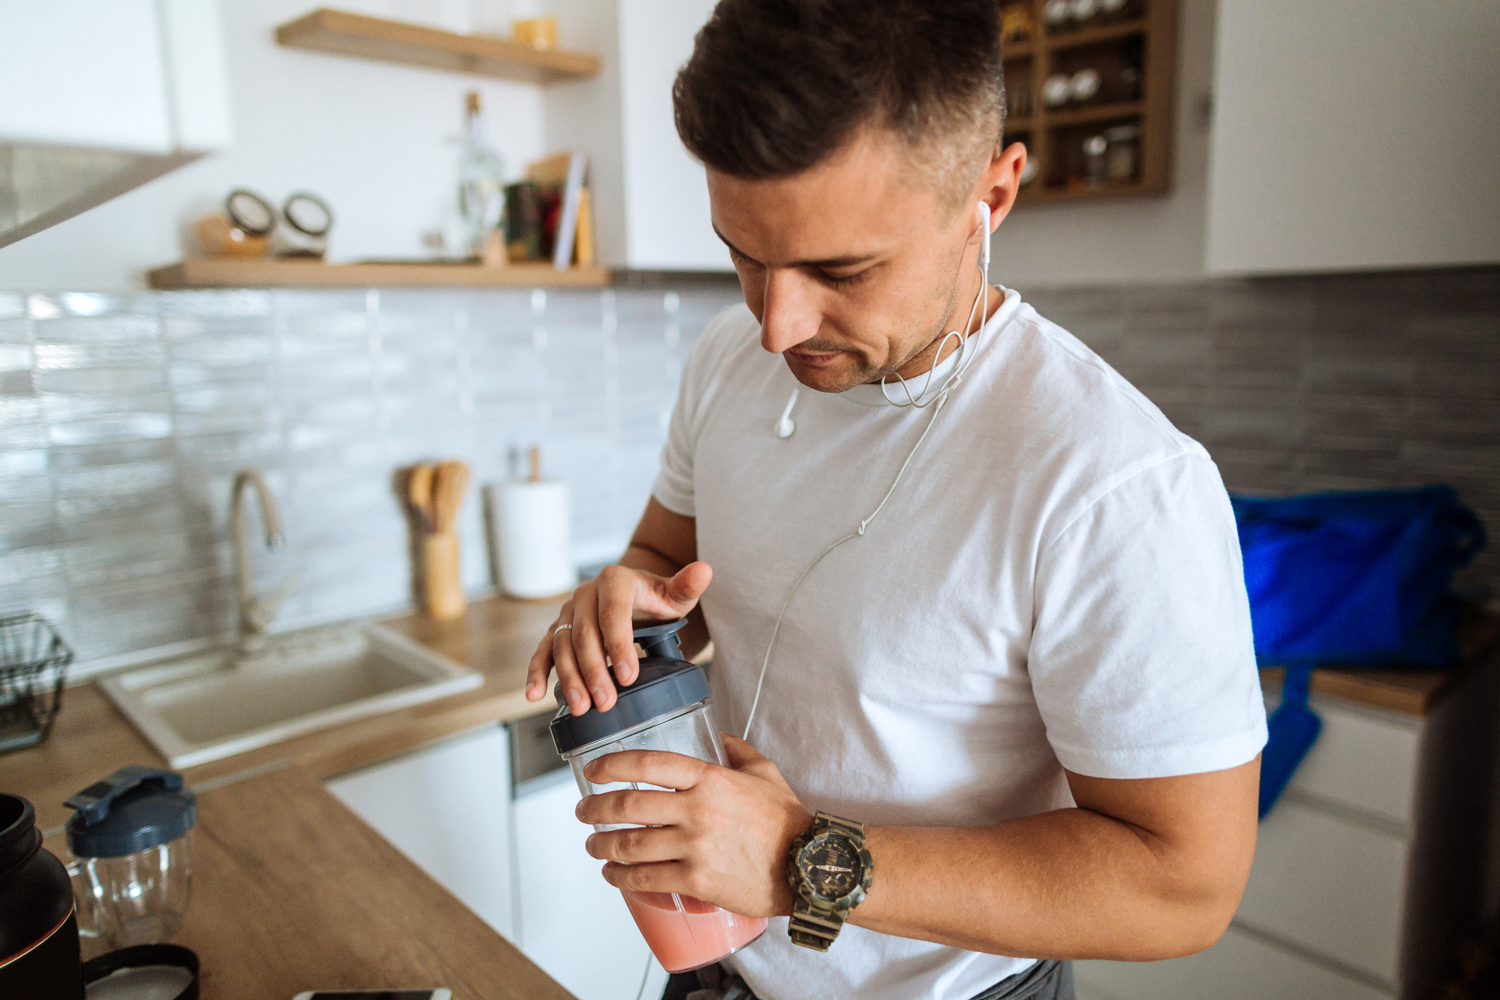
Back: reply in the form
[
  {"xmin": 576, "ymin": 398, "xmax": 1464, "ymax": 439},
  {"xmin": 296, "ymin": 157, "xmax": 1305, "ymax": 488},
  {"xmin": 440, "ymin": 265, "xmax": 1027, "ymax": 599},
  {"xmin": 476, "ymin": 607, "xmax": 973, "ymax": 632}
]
[{"xmin": 292, "ymin": 992, "xmax": 451, "ymax": 1000}]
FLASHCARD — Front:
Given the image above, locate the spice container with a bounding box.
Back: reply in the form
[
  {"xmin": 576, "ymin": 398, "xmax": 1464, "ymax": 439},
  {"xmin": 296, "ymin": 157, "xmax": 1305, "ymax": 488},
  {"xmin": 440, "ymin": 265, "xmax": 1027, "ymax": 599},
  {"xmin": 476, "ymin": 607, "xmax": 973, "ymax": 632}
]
[
  {"xmin": 1104, "ymin": 124, "xmax": 1141, "ymax": 182},
  {"xmin": 551, "ymin": 620, "xmax": 767, "ymax": 972}
]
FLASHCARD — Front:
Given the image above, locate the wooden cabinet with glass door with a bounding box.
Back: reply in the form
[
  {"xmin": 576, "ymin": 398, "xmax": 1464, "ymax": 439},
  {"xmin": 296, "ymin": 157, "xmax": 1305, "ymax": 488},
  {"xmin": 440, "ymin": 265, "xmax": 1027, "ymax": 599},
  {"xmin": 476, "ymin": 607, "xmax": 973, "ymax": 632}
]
[{"xmin": 1000, "ymin": 0, "xmax": 1176, "ymax": 204}]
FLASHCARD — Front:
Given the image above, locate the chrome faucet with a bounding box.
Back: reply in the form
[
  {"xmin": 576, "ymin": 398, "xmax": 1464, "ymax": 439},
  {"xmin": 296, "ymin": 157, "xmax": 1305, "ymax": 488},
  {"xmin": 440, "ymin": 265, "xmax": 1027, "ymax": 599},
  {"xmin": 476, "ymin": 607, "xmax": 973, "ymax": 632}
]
[{"xmin": 230, "ymin": 468, "xmax": 293, "ymax": 653}]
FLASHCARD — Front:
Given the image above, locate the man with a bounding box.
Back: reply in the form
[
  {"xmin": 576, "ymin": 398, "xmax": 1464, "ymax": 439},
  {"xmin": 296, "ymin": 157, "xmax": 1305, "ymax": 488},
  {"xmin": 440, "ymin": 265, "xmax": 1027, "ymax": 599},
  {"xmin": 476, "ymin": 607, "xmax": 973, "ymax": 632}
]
[{"xmin": 525, "ymin": 2, "xmax": 1267, "ymax": 998}]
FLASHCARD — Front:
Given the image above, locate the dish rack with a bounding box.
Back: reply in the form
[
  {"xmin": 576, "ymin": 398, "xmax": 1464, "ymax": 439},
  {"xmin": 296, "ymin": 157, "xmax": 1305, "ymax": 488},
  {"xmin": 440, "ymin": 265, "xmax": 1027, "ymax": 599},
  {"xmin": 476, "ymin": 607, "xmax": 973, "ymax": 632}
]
[{"xmin": 0, "ymin": 612, "xmax": 73, "ymax": 754}]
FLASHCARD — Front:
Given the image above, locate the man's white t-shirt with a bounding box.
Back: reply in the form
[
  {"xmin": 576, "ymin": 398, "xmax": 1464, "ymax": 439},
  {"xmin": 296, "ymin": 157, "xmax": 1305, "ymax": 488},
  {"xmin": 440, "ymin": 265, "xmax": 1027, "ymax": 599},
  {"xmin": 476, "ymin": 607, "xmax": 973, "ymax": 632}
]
[{"xmin": 650, "ymin": 288, "xmax": 1268, "ymax": 1000}]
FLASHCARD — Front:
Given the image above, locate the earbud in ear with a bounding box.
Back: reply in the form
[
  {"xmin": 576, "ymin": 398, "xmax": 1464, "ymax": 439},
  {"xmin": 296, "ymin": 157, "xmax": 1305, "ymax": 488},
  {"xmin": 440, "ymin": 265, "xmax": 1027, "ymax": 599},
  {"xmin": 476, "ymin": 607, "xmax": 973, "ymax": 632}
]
[{"xmin": 977, "ymin": 201, "xmax": 992, "ymax": 272}]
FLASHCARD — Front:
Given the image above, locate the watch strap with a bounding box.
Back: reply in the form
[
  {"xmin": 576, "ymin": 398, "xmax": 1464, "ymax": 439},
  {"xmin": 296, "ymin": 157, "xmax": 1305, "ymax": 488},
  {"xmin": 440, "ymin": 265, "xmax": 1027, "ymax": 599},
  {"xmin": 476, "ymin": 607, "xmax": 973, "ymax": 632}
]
[{"xmin": 789, "ymin": 894, "xmax": 844, "ymax": 951}]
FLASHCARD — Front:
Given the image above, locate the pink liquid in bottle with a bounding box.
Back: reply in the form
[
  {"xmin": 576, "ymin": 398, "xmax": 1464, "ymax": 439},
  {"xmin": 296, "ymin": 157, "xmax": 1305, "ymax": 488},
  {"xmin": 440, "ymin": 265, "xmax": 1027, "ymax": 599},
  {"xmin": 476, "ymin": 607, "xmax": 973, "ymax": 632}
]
[{"xmin": 621, "ymin": 890, "xmax": 768, "ymax": 973}]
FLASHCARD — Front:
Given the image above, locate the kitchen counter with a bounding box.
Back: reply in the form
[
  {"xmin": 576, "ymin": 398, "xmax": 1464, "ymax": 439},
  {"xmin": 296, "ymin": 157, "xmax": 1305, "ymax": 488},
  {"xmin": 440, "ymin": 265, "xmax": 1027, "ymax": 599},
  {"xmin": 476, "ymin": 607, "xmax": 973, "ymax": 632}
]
[
  {"xmin": 1260, "ymin": 608, "xmax": 1500, "ymax": 716},
  {"xmin": 0, "ymin": 594, "xmax": 572, "ymax": 1000}
]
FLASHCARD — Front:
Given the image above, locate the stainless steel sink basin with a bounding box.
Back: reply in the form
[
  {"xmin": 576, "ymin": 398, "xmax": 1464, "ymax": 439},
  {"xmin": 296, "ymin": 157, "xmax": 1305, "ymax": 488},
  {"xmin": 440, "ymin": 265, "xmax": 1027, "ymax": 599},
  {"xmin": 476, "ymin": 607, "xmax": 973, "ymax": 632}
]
[{"xmin": 99, "ymin": 622, "xmax": 483, "ymax": 768}]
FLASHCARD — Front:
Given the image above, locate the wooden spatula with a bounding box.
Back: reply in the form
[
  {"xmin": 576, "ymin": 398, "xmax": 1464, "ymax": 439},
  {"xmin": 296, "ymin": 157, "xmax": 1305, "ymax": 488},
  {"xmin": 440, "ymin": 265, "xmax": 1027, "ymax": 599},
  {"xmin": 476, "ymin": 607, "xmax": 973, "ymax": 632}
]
[
  {"xmin": 407, "ymin": 463, "xmax": 435, "ymax": 533},
  {"xmin": 433, "ymin": 460, "xmax": 471, "ymax": 533}
]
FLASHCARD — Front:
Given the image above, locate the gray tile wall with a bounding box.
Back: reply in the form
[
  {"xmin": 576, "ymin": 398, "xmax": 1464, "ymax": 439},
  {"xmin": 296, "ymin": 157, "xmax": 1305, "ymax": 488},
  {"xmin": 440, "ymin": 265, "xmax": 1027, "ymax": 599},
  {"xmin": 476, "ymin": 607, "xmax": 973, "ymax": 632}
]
[
  {"xmin": 1, "ymin": 265, "xmax": 1496, "ymax": 667},
  {"xmin": 1029, "ymin": 266, "xmax": 1500, "ymax": 595}
]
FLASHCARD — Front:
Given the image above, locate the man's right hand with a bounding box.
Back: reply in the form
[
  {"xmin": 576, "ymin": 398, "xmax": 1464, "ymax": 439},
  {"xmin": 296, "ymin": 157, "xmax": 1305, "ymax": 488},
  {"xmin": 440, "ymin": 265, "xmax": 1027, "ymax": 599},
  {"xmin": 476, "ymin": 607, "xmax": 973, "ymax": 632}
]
[{"xmin": 525, "ymin": 560, "xmax": 713, "ymax": 715}]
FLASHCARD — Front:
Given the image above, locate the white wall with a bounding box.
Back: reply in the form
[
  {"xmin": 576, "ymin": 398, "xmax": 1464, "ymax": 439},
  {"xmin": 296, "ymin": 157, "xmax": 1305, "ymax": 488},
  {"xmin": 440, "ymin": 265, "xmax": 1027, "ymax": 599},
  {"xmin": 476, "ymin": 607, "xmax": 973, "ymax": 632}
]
[
  {"xmin": 993, "ymin": 0, "xmax": 1216, "ymax": 289},
  {"xmin": 0, "ymin": 0, "xmax": 546, "ymax": 291},
  {"xmin": 539, "ymin": 0, "xmax": 628, "ymax": 267}
]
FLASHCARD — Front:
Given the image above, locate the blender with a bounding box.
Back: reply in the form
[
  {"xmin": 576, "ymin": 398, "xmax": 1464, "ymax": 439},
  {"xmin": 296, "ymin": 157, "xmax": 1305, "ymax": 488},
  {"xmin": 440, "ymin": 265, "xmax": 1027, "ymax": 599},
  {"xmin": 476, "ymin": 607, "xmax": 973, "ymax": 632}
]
[
  {"xmin": 64, "ymin": 765, "xmax": 197, "ymax": 957},
  {"xmin": 551, "ymin": 620, "xmax": 767, "ymax": 972}
]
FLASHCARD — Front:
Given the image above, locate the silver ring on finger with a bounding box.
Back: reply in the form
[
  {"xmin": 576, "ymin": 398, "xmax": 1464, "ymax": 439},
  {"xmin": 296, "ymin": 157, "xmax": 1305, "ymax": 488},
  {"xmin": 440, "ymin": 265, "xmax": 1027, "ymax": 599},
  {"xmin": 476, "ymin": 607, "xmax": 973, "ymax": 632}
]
[{"xmin": 552, "ymin": 623, "xmax": 574, "ymax": 643}]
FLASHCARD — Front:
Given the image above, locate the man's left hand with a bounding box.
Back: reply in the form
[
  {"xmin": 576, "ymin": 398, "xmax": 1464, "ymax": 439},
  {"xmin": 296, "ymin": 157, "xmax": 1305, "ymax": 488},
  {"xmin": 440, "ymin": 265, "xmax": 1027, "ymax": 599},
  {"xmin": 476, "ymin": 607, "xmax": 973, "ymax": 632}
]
[{"xmin": 577, "ymin": 733, "xmax": 812, "ymax": 918}]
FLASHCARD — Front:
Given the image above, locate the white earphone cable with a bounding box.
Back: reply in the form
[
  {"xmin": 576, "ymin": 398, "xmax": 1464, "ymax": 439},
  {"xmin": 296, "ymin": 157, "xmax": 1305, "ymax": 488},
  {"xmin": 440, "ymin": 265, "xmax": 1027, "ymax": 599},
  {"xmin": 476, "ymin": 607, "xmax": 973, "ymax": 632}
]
[
  {"xmin": 741, "ymin": 384, "xmax": 953, "ymax": 738},
  {"xmin": 742, "ymin": 209, "xmax": 994, "ymax": 740}
]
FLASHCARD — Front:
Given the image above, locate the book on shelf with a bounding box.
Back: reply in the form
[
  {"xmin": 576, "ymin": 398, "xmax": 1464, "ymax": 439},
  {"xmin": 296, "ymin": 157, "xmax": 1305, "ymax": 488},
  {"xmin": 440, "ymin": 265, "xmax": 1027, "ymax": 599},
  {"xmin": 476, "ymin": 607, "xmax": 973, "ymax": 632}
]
[{"xmin": 525, "ymin": 150, "xmax": 590, "ymax": 270}]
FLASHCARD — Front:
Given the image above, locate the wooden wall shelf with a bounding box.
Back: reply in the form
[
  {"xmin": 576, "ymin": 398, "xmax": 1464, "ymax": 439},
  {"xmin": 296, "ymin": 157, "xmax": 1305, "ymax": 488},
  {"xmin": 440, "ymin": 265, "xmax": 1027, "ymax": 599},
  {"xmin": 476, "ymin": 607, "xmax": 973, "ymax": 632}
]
[
  {"xmin": 275, "ymin": 8, "xmax": 601, "ymax": 83},
  {"xmin": 1002, "ymin": 0, "xmax": 1175, "ymax": 205},
  {"xmin": 146, "ymin": 258, "xmax": 610, "ymax": 290},
  {"xmin": 1049, "ymin": 17, "xmax": 1149, "ymax": 51}
]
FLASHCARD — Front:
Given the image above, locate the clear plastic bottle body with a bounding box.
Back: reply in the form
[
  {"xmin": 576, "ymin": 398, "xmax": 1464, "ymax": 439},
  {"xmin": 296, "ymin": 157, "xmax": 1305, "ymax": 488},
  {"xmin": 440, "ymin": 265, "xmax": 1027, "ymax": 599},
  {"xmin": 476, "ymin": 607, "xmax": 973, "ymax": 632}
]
[
  {"xmin": 67, "ymin": 832, "xmax": 193, "ymax": 958},
  {"xmin": 560, "ymin": 700, "xmax": 767, "ymax": 972}
]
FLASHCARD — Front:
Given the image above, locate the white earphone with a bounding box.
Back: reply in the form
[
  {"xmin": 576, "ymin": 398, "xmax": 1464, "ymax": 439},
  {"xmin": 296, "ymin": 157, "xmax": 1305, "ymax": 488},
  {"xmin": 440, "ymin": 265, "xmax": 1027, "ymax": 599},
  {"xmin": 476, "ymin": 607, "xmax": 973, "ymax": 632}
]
[
  {"xmin": 744, "ymin": 201, "xmax": 995, "ymax": 737},
  {"xmin": 775, "ymin": 388, "xmax": 800, "ymax": 438}
]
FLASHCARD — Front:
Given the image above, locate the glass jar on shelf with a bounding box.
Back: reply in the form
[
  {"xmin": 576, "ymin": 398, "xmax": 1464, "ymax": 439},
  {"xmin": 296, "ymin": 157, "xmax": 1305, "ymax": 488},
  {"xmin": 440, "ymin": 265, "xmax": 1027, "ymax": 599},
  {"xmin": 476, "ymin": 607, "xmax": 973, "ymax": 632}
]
[{"xmin": 1103, "ymin": 124, "xmax": 1141, "ymax": 183}]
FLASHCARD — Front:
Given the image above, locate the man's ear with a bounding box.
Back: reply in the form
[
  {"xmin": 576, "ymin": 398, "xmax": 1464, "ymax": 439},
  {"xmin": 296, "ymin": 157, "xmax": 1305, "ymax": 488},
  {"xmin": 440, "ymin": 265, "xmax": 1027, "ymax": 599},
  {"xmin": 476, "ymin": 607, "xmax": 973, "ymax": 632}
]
[{"xmin": 982, "ymin": 141, "xmax": 1028, "ymax": 227}]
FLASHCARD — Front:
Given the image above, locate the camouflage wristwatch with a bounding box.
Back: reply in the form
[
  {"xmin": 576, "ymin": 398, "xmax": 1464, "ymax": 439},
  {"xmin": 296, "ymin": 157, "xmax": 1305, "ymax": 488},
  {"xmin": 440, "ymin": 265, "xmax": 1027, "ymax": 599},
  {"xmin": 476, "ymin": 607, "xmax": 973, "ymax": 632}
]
[{"xmin": 785, "ymin": 812, "xmax": 874, "ymax": 951}]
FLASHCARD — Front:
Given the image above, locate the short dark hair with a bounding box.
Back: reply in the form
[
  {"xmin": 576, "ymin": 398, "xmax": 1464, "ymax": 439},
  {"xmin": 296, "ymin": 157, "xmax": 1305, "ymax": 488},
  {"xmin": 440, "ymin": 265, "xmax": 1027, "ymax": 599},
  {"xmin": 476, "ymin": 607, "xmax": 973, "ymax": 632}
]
[{"xmin": 673, "ymin": 0, "xmax": 1005, "ymax": 205}]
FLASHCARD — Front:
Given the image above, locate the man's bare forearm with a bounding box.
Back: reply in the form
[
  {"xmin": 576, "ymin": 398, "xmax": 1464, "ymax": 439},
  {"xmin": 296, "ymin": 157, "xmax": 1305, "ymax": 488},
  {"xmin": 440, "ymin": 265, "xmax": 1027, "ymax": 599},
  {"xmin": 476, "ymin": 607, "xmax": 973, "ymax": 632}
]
[{"xmin": 846, "ymin": 761, "xmax": 1259, "ymax": 961}]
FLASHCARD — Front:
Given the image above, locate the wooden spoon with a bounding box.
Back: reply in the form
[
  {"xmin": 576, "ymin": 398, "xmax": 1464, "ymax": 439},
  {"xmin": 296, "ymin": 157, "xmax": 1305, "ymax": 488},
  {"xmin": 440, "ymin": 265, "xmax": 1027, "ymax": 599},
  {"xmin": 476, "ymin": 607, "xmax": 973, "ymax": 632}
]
[
  {"xmin": 407, "ymin": 463, "xmax": 435, "ymax": 533},
  {"xmin": 433, "ymin": 460, "xmax": 471, "ymax": 533}
]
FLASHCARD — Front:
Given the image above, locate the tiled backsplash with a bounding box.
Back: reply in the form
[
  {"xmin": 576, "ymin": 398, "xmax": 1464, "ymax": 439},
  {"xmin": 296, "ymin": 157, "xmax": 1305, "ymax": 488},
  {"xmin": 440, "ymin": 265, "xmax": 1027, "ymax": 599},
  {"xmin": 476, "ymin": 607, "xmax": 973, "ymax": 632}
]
[
  {"xmin": 2, "ymin": 264, "xmax": 1496, "ymax": 668},
  {"xmin": 0, "ymin": 285, "xmax": 735, "ymax": 667}
]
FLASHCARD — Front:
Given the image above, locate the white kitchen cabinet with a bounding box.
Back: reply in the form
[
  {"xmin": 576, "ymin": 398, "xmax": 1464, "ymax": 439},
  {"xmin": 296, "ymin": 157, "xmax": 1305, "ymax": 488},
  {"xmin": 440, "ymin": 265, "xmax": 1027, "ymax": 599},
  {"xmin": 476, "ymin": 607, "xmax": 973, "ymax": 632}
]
[
  {"xmin": 1204, "ymin": 0, "xmax": 1500, "ymax": 274},
  {"xmin": 328, "ymin": 713, "xmax": 669, "ymax": 1000},
  {"xmin": 541, "ymin": 0, "xmax": 731, "ymax": 272},
  {"xmin": 1075, "ymin": 924, "xmax": 1390, "ymax": 1000},
  {"xmin": 1076, "ymin": 653, "xmax": 1500, "ymax": 1000},
  {"xmin": 327, "ymin": 725, "xmax": 517, "ymax": 939},
  {"xmin": 0, "ymin": 0, "xmax": 233, "ymax": 248}
]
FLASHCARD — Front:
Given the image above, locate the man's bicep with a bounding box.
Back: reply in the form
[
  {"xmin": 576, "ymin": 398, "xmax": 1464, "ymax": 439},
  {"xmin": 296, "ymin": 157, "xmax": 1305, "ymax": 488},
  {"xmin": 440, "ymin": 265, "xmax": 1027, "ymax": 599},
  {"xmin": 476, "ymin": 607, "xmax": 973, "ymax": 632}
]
[
  {"xmin": 1066, "ymin": 758, "xmax": 1260, "ymax": 910},
  {"xmin": 630, "ymin": 496, "xmax": 698, "ymax": 572}
]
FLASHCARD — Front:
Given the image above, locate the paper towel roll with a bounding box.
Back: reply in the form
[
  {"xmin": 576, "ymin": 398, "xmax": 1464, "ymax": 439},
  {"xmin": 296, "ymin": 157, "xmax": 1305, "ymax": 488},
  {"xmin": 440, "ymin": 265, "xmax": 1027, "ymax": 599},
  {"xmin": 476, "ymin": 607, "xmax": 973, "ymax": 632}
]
[{"xmin": 485, "ymin": 479, "xmax": 576, "ymax": 599}]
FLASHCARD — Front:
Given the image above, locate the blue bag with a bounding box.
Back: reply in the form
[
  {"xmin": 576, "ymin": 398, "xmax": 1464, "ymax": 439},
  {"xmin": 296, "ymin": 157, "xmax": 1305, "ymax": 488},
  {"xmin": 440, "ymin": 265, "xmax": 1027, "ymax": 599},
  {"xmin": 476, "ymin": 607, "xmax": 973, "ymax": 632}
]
[{"xmin": 1232, "ymin": 485, "xmax": 1486, "ymax": 817}]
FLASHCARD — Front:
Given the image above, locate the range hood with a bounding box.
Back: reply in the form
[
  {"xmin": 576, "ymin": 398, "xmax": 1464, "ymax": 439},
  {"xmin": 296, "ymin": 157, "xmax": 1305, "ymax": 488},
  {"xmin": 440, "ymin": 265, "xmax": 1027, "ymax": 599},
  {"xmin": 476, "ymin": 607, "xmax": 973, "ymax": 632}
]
[{"xmin": 0, "ymin": 0, "xmax": 232, "ymax": 249}]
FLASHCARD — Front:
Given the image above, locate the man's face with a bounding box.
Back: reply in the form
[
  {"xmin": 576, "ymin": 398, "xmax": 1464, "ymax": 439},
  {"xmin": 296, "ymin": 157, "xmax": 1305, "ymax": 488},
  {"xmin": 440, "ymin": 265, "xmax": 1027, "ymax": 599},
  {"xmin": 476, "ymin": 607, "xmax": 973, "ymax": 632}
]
[{"xmin": 707, "ymin": 128, "xmax": 1004, "ymax": 393}]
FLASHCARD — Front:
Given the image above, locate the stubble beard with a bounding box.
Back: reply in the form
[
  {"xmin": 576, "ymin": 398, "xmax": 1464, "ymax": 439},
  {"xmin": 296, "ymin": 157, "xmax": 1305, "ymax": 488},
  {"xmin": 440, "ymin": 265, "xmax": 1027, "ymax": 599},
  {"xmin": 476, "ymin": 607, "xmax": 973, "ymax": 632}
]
[{"xmin": 784, "ymin": 252, "xmax": 967, "ymax": 395}]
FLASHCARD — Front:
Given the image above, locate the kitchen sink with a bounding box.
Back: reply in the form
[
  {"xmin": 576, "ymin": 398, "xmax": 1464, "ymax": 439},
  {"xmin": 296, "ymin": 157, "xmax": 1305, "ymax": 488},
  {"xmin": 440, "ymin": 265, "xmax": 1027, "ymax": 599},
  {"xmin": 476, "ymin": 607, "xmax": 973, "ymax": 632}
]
[{"xmin": 99, "ymin": 622, "xmax": 483, "ymax": 768}]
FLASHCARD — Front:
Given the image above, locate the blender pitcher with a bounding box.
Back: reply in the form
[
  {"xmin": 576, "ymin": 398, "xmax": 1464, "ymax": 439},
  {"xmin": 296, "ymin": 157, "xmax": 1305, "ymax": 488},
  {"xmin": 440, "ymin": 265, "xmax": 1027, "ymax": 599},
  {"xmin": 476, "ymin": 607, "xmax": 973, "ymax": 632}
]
[
  {"xmin": 64, "ymin": 765, "xmax": 197, "ymax": 957},
  {"xmin": 550, "ymin": 620, "xmax": 767, "ymax": 973}
]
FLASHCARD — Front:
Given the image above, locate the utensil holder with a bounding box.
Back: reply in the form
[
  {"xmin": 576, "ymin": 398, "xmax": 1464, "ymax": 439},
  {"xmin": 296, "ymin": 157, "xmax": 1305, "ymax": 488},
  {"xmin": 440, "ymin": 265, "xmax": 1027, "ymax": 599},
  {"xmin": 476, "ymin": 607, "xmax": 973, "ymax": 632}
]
[{"xmin": 421, "ymin": 531, "xmax": 466, "ymax": 621}]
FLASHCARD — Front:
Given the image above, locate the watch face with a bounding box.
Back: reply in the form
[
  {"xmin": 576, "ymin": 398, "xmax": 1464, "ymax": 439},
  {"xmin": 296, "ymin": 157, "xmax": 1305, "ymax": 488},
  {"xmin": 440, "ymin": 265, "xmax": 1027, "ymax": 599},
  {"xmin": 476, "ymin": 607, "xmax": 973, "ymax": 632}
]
[{"xmin": 801, "ymin": 832, "xmax": 864, "ymax": 902}]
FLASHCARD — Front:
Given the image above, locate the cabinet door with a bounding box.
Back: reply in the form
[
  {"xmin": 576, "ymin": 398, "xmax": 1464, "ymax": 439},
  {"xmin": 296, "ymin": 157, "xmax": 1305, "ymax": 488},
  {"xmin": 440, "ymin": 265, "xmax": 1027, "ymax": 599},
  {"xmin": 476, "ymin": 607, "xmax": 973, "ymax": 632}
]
[
  {"xmin": 1205, "ymin": 0, "xmax": 1500, "ymax": 274},
  {"xmin": 512, "ymin": 772, "xmax": 670, "ymax": 1000},
  {"xmin": 617, "ymin": 0, "xmax": 730, "ymax": 271},
  {"xmin": 1075, "ymin": 924, "xmax": 1392, "ymax": 1000},
  {"xmin": 1236, "ymin": 797, "xmax": 1406, "ymax": 986},
  {"xmin": 327, "ymin": 726, "xmax": 515, "ymax": 939}
]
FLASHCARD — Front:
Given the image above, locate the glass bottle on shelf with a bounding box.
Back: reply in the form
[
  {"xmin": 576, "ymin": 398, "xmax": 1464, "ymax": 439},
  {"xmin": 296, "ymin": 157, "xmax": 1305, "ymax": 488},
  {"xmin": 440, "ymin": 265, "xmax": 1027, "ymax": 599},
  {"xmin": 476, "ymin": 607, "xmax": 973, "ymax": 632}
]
[{"xmin": 455, "ymin": 90, "xmax": 506, "ymax": 258}]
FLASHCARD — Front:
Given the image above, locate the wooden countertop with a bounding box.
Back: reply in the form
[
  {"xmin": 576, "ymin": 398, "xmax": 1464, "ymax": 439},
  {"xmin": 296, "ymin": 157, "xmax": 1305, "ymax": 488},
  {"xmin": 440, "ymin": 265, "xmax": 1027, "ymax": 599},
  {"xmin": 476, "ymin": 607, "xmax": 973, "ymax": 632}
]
[
  {"xmin": 140, "ymin": 766, "xmax": 570, "ymax": 999},
  {"xmin": 1259, "ymin": 610, "xmax": 1500, "ymax": 716}
]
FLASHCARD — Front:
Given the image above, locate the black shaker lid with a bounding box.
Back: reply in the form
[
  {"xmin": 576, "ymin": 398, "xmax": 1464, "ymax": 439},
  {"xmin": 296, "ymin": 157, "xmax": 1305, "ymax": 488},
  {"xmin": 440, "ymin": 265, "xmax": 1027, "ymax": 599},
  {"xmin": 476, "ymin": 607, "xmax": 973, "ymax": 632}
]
[
  {"xmin": 549, "ymin": 619, "xmax": 711, "ymax": 754},
  {"xmin": 65, "ymin": 765, "xmax": 197, "ymax": 859}
]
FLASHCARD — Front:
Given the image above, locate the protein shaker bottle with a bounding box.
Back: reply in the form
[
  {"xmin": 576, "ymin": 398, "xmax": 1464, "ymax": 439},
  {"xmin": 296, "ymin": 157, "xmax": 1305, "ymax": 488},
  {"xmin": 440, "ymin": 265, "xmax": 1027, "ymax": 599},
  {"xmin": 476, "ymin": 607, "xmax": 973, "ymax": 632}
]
[{"xmin": 550, "ymin": 619, "xmax": 767, "ymax": 972}]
